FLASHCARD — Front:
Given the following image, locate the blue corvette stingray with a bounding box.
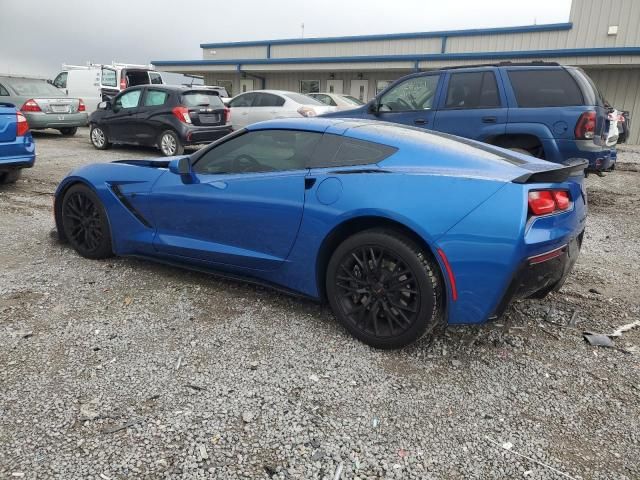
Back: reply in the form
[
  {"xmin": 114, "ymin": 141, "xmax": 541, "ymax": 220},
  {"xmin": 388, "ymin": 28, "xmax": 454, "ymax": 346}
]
[{"xmin": 54, "ymin": 118, "xmax": 587, "ymax": 348}]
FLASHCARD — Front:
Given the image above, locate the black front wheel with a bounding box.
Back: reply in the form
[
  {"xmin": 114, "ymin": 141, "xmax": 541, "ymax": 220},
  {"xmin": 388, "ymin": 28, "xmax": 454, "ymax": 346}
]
[
  {"xmin": 90, "ymin": 125, "xmax": 111, "ymax": 150},
  {"xmin": 61, "ymin": 184, "xmax": 113, "ymax": 259},
  {"xmin": 326, "ymin": 229, "xmax": 444, "ymax": 349}
]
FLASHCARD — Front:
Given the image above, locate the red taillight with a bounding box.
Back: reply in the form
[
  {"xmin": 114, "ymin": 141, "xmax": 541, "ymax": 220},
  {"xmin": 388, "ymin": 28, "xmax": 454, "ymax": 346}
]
[
  {"xmin": 78, "ymin": 99, "xmax": 86, "ymax": 112},
  {"xmin": 21, "ymin": 99, "xmax": 41, "ymax": 112},
  {"xmin": 172, "ymin": 106, "xmax": 192, "ymax": 124},
  {"xmin": 120, "ymin": 76, "xmax": 127, "ymax": 90},
  {"xmin": 16, "ymin": 111, "xmax": 29, "ymax": 137},
  {"xmin": 224, "ymin": 106, "xmax": 230, "ymax": 124},
  {"xmin": 575, "ymin": 111, "xmax": 596, "ymax": 140},
  {"xmin": 528, "ymin": 190, "xmax": 571, "ymax": 216}
]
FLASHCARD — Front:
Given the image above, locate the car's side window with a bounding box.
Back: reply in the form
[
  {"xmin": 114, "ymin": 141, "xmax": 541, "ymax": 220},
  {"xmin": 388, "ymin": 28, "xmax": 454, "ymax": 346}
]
[
  {"xmin": 309, "ymin": 134, "xmax": 398, "ymax": 168},
  {"xmin": 379, "ymin": 75, "xmax": 440, "ymax": 112},
  {"xmin": 444, "ymin": 71, "xmax": 500, "ymax": 109},
  {"xmin": 0, "ymin": 84, "xmax": 9, "ymax": 96},
  {"xmin": 53, "ymin": 72, "xmax": 67, "ymax": 89},
  {"xmin": 149, "ymin": 72, "xmax": 163, "ymax": 85},
  {"xmin": 229, "ymin": 93, "xmax": 256, "ymax": 108},
  {"xmin": 313, "ymin": 94, "xmax": 334, "ymax": 106},
  {"xmin": 143, "ymin": 90, "xmax": 169, "ymax": 107},
  {"xmin": 114, "ymin": 90, "xmax": 141, "ymax": 110},
  {"xmin": 253, "ymin": 93, "xmax": 285, "ymax": 107},
  {"xmin": 193, "ymin": 130, "xmax": 322, "ymax": 175}
]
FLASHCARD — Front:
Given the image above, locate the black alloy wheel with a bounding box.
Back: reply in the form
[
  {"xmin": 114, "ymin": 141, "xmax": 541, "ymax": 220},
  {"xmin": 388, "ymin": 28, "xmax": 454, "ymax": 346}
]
[
  {"xmin": 327, "ymin": 229, "xmax": 443, "ymax": 349},
  {"xmin": 61, "ymin": 184, "xmax": 113, "ymax": 259}
]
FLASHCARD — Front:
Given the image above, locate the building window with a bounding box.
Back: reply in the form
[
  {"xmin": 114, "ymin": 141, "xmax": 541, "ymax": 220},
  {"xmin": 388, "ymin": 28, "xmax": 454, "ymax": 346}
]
[
  {"xmin": 300, "ymin": 80, "xmax": 320, "ymax": 95},
  {"xmin": 376, "ymin": 80, "xmax": 392, "ymax": 95}
]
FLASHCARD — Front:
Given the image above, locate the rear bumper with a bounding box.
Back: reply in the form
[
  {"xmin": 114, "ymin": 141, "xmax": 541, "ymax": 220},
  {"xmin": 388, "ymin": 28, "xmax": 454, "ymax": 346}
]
[
  {"xmin": 0, "ymin": 134, "xmax": 36, "ymax": 171},
  {"xmin": 178, "ymin": 124, "xmax": 233, "ymax": 145},
  {"xmin": 551, "ymin": 139, "xmax": 615, "ymax": 172},
  {"xmin": 24, "ymin": 112, "xmax": 88, "ymax": 129},
  {"xmin": 493, "ymin": 231, "xmax": 584, "ymax": 318}
]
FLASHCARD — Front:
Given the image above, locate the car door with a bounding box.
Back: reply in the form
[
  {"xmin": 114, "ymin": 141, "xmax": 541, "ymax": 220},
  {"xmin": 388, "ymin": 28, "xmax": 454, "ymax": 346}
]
[
  {"xmin": 149, "ymin": 128, "xmax": 323, "ymax": 270},
  {"xmin": 101, "ymin": 88, "xmax": 142, "ymax": 142},
  {"xmin": 432, "ymin": 68, "xmax": 507, "ymax": 141},
  {"xmin": 228, "ymin": 92, "xmax": 257, "ymax": 129},
  {"xmin": 366, "ymin": 73, "xmax": 443, "ymax": 130},
  {"xmin": 133, "ymin": 88, "xmax": 171, "ymax": 145}
]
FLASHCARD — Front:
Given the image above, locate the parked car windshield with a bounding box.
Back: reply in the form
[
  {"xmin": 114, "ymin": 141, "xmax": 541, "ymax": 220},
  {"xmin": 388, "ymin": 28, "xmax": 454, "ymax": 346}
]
[
  {"xmin": 342, "ymin": 95, "xmax": 365, "ymax": 105},
  {"xmin": 6, "ymin": 78, "xmax": 64, "ymax": 97},
  {"xmin": 182, "ymin": 91, "xmax": 225, "ymax": 108},
  {"xmin": 283, "ymin": 92, "xmax": 324, "ymax": 105}
]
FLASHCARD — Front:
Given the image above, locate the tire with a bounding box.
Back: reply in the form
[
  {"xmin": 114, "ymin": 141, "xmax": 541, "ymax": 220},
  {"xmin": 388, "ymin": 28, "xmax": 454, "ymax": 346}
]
[
  {"xmin": 158, "ymin": 130, "xmax": 184, "ymax": 156},
  {"xmin": 326, "ymin": 229, "xmax": 444, "ymax": 349},
  {"xmin": 508, "ymin": 147, "xmax": 532, "ymax": 156},
  {"xmin": 61, "ymin": 184, "xmax": 113, "ymax": 259},
  {"xmin": 0, "ymin": 170, "xmax": 21, "ymax": 184},
  {"xmin": 59, "ymin": 127, "xmax": 78, "ymax": 136},
  {"xmin": 90, "ymin": 125, "xmax": 111, "ymax": 150}
]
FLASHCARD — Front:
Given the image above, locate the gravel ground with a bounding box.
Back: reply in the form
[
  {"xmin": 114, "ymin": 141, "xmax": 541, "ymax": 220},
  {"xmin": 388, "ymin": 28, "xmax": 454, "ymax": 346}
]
[{"xmin": 1, "ymin": 128, "xmax": 639, "ymax": 479}]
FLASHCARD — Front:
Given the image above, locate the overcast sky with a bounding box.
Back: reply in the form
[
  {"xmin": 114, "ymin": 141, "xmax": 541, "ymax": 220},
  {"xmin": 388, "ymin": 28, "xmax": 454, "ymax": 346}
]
[{"xmin": 0, "ymin": 0, "xmax": 572, "ymax": 79}]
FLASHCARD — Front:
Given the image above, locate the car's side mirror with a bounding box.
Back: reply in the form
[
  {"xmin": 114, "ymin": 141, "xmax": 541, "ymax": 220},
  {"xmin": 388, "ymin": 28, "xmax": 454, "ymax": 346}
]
[
  {"xmin": 98, "ymin": 101, "xmax": 111, "ymax": 110},
  {"xmin": 169, "ymin": 156, "xmax": 192, "ymax": 175},
  {"xmin": 368, "ymin": 100, "xmax": 380, "ymax": 115}
]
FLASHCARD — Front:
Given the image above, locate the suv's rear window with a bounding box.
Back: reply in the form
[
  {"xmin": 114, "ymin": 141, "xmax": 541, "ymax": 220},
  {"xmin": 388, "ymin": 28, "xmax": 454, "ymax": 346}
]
[
  {"xmin": 182, "ymin": 92, "xmax": 224, "ymax": 108},
  {"xmin": 508, "ymin": 69, "xmax": 584, "ymax": 108}
]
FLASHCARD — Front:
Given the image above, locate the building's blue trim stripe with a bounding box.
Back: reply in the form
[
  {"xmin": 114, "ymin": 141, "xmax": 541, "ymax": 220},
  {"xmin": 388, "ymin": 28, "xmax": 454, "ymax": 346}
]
[
  {"xmin": 153, "ymin": 46, "xmax": 640, "ymax": 67},
  {"xmin": 199, "ymin": 23, "xmax": 573, "ymax": 49}
]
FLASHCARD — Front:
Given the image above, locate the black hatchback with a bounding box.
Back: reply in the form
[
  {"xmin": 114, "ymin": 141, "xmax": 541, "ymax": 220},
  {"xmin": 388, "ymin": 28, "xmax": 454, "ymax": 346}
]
[{"xmin": 88, "ymin": 85, "xmax": 232, "ymax": 156}]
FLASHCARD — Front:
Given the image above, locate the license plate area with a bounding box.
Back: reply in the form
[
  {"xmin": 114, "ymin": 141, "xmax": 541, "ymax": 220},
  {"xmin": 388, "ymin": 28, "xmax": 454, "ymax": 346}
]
[
  {"xmin": 51, "ymin": 105, "xmax": 71, "ymax": 113},
  {"xmin": 199, "ymin": 114, "xmax": 220, "ymax": 124}
]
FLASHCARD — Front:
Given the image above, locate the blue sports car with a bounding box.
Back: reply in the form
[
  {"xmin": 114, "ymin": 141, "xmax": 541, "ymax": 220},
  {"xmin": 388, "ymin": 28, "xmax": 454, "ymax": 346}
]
[{"xmin": 54, "ymin": 118, "xmax": 587, "ymax": 349}]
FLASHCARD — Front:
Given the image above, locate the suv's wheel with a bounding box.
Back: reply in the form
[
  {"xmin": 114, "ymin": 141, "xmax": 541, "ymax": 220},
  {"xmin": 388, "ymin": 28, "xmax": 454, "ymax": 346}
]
[
  {"xmin": 61, "ymin": 184, "xmax": 113, "ymax": 259},
  {"xmin": 0, "ymin": 170, "xmax": 21, "ymax": 184},
  {"xmin": 326, "ymin": 229, "xmax": 444, "ymax": 349},
  {"xmin": 159, "ymin": 130, "xmax": 184, "ymax": 156},
  {"xmin": 90, "ymin": 125, "xmax": 111, "ymax": 150},
  {"xmin": 59, "ymin": 127, "xmax": 78, "ymax": 136}
]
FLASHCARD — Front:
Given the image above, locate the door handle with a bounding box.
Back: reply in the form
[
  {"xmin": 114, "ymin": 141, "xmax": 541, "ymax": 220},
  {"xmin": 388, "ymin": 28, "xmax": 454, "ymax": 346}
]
[
  {"xmin": 482, "ymin": 116, "xmax": 497, "ymax": 123},
  {"xmin": 414, "ymin": 118, "xmax": 427, "ymax": 125}
]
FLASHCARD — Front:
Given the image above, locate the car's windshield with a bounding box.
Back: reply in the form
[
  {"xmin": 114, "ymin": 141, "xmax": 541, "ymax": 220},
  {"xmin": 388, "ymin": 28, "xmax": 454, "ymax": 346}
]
[
  {"xmin": 283, "ymin": 92, "xmax": 324, "ymax": 105},
  {"xmin": 342, "ymin": 95, "xmax": 365, "ymax": 105},
  {"xmin": 182, "ymin": 91, "xmax": 224, "ymax": 108},
  {"xmin": 6, "ymin": 78, "xmax": 65, "ymax": 97}
]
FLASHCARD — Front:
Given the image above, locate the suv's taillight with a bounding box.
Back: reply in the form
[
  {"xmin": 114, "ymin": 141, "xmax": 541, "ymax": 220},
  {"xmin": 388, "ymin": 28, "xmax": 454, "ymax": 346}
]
[
  {"xmin": 172, "ymin": 106, "xmax": 192, "ymax": 124},
  {"xmin": 528, "ymin": 190, "xmax": 571, "ymax": 216},
  {"xmin": 78, "ymin": 99, "xmax": 86, "ymax": 112},
  {"xmin": 21, "ymin": 99, "xmax": 41, "ymax": 112},
  {"xmin": 16, "ymin": 111, "xmax": 29, "ymax": 137},
  {"xmin": 223, "ymin": 106, "xmax": 230, "ymax": 124},
  {"xmin": 120, "ymin": 76, "xmax": 127, "ymax": 90},
  {"xmin": 575, "ymin": 111, "xmax": 596, "ymax": 139}
]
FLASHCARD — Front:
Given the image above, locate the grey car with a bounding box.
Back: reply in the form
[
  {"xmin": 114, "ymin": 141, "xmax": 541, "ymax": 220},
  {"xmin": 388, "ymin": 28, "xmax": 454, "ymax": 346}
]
[{"xmin": 0, "ymin": 76, "xmax": 88, "ymax": 136}]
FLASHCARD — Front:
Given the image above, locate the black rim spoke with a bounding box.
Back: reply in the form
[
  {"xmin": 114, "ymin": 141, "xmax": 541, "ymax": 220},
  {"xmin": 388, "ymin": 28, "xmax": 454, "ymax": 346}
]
[
  {"xmin": 63, "ymin": 192, "xmax": 103, "ymax": 252},
  {"xmin": 335, "ymin": 244, "xmax": 421, "ymax": 339}
]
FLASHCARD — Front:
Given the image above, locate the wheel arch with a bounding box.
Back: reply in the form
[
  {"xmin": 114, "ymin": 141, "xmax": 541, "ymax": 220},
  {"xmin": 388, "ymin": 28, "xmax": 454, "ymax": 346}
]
[
  {"xmin": 487, "ymin": 133, "xmax": 546, "ymax": 158},
  {"xmin": 315, "ymin": 215, "xmax": 446, "ymax": 303}
]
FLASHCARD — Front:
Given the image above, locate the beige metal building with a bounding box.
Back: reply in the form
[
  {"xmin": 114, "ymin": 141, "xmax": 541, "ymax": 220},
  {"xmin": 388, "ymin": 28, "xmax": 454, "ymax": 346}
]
[{"xmin": 153, "ymin": 0, "xmax": 640, "ymax": 142}]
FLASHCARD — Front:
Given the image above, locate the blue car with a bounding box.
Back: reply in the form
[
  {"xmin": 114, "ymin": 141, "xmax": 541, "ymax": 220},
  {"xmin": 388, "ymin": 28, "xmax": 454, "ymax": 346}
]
[
  {"xmin": 324, "ymin": 63, "xmax": 614, "ymax": 172},
  {"xmin": 0, "ymin": 103, "xmax": 36, "ymax": 184},
  {"xmin": 54, "ymin": 118, "xmax": 587, "ymax": 349}
]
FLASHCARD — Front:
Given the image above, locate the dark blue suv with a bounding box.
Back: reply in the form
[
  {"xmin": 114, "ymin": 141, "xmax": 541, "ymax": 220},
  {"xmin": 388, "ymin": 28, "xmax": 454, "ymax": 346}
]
[{"xmin": 325, "ymin": 63, "xmax": 614, "ymax": 172}]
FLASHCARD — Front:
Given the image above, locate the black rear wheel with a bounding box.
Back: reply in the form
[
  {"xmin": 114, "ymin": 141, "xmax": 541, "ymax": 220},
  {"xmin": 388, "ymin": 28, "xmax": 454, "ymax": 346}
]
[
  {"xmin": 59, "ymin": 127, "xmax": 78, "ymax": 136},
  {"xmin": 326, "ymin": 229, "xmax": 443, "ymax": 349},
  {"xmin": 0, "ymin": 170, "xmax": 21, "ymax": 184},
  {"xmin": 61, "ymin": 184, "xmax": 113, "ymax": 259},
  {"xmin": 159, "ymin": 130, "xmax": 184, "ymax": 156}
]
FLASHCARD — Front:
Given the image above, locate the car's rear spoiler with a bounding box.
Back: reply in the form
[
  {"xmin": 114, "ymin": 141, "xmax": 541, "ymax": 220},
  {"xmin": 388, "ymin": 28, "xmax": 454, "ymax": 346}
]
[{"xmin": 512, "ymin": 158, "xmax": 588, "ymax": 184}]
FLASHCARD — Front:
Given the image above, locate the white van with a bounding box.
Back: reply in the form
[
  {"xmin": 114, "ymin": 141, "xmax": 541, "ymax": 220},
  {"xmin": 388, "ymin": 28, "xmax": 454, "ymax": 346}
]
[{"xmin": 51, "ymin": 63, "xmax": 164, "ymax": 114}]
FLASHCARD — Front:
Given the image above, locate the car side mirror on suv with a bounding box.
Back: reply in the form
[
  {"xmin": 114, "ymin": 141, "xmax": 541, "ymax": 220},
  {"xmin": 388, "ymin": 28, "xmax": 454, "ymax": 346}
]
[{"xmin": 98, "ymin": 101, "xmax": 111, "ymax": 110}]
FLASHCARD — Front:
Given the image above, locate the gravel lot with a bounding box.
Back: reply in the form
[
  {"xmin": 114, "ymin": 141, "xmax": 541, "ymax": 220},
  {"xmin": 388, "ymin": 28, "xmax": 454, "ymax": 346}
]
[{"xmin": 1, "ymin": 128, "xmax": 639, "ymax": 479}]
